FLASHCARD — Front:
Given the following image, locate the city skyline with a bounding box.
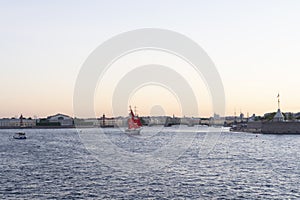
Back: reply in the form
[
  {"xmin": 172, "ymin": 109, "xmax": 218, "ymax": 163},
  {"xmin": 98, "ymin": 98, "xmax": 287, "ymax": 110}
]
[{"xmin": 1, "ymin": 1, "xmax": 300, "ymax": 118}]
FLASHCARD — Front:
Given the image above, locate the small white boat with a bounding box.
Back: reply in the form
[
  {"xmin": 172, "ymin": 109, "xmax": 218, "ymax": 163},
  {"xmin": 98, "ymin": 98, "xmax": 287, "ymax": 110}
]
[
  {"xmin": 13, "ymin": 132, "xmax": 26, "ymax": 139},
  {"xmin": 125, "ymin": 106, "xmax": 142, "ymax": 135}
]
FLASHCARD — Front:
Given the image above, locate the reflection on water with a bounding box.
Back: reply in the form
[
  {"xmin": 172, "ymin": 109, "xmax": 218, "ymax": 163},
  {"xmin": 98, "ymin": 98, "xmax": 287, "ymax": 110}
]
[{"xmin": 0, "ymin": 127, "xmax": 299, "ymax": 199}]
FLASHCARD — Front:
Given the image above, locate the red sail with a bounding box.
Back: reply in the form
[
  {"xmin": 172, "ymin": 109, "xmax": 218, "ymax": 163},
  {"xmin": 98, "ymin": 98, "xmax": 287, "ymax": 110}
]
[
  {"xmin": 128, "ymin": 106, "xmax": 142, "ymax": 129},
  {"xmin": 134, "ymin": 117, "xmax": 142, "ymax": 127}
]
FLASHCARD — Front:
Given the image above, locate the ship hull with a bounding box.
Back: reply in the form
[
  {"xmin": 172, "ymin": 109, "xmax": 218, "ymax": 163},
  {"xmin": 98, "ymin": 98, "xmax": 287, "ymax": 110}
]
[{"xmin": 125, "ymin": 128, "xmax": 141, "ymax": 135}]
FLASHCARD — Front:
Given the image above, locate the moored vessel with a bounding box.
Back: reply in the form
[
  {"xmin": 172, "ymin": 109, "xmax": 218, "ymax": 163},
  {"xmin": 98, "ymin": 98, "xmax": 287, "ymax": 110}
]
[{"xmin": 13, "ymin": 132, "xmax": 26, "ymax": 139}]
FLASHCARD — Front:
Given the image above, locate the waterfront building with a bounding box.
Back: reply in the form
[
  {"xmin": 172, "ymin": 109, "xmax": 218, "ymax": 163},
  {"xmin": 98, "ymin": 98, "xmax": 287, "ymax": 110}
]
[
  {"xmin": 45, "ymin": 113, "xmax": 74, "ymax": 126},
  {"xmin": 114, "ymin": 116, "xmax": 127, "ymax": 127},
  {"xmin": 73, "ymin": 118, "xmax": 99, "ymax": 127},
  {"xmin": 149, "ymin": 116, "xmax": 168, "ymax": 126},
  {"xmin": 0, "ymin": 116, "xmax": 36, "ymax": 128}
]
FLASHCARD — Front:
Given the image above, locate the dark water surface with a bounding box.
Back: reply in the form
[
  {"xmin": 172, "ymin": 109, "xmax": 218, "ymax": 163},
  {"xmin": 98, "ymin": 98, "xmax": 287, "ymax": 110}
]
[{"xmin": 0, "ymin": 128, "xmax": 300, "ymax": 199}]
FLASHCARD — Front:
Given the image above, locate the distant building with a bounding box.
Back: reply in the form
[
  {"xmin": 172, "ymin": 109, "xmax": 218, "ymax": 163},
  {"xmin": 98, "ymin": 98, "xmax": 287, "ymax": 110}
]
[
  {"xmin": 114, "ymin": 116, "xmax": 128, "ymax": 127},
  {"xmin": 0, "ymin": 116, "xmax": 36, "ymax": 128},
  {"xmin": 248, "ymin": 114, "xmax": 256, "ymax": 122},
  {"xmin": 181, "ymin": 117, "xmax": 201, "ymax": 126},
  {"xmin": 74, "ymin": 118, "xmax": 100, "ymax": 127},
  {"xmin": 294, "ymin": 112, "xmax": 300, "ymax": 120},
  {"xmin": 214, "ymin": 113, "xmax": 220, "ymax": 119},
  {"xmin": 46, "ymin": 113, "xmax": 73, "ymax": 126},
  {"xmin": 273, "ymin": 109, "xmax": 284, "ymax": 122},
  {"xmin": 149, "ymin": 116, "xmax": 167, "ymax": 126}
]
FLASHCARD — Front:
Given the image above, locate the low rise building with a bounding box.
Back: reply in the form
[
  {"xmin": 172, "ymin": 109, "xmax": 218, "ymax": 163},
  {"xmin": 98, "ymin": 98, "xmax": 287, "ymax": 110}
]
[
  {"xmin": 47, "ymin": 113, "xmax": 73, "ymax": 126},
  {"xmin": 0, "ymin": 116, "xmax": 36, "ymax": 128}
]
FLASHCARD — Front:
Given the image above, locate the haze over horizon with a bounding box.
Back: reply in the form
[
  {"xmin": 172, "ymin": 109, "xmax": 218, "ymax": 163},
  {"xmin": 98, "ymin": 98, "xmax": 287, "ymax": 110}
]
[{"xmin": 1, "ymin": 1, "xmax": 300, "ymax": 118}]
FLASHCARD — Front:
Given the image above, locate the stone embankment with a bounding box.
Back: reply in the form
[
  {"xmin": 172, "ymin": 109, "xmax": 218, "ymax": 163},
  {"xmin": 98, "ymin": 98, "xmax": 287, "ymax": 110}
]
[{"xmin": 234, "ymin": 121, "xmax": 300, "ymax": 134}]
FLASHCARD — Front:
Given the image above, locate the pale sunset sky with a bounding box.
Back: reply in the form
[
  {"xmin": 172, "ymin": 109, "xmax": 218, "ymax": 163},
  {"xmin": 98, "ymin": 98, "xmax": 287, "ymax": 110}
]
[{"xmin": 1, "ymin": 1, "xmax": 300, "ymax": 118}]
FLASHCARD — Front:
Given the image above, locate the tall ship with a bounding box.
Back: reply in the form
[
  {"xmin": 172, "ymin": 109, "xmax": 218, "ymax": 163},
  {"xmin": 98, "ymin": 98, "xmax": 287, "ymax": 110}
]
[{"xmin": 125, "ymin": 106, "xmax": 142, "ymax": 135}]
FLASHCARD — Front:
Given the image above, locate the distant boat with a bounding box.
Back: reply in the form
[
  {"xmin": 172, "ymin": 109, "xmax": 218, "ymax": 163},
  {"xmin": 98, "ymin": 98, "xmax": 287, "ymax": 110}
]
[
  {"xmin": 13, "ymin": 132, "xmax": 26, "ymax": 139},
  {"xmin": 125, "ymin": 106, "xmax": 142, "ymax": 135}
]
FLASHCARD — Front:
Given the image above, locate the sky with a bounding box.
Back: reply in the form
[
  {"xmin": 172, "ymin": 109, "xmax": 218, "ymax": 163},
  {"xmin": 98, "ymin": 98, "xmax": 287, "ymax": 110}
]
[{"xmin": 1, "ymin": 0, "xmax": 300, "ymax": 118}]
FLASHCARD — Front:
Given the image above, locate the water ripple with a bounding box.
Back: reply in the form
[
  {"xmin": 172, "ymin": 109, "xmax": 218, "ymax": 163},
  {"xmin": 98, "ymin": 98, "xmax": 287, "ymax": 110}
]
[{"xmin": 0, "ymin": 128, "xmax": 299, "ymax": 199}]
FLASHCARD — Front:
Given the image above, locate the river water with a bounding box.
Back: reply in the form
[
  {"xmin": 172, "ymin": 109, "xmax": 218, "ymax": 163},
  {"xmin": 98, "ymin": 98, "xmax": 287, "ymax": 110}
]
[{"xmin": 0, "ymin": 127, "xmax": 299, "ymax": 199}]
